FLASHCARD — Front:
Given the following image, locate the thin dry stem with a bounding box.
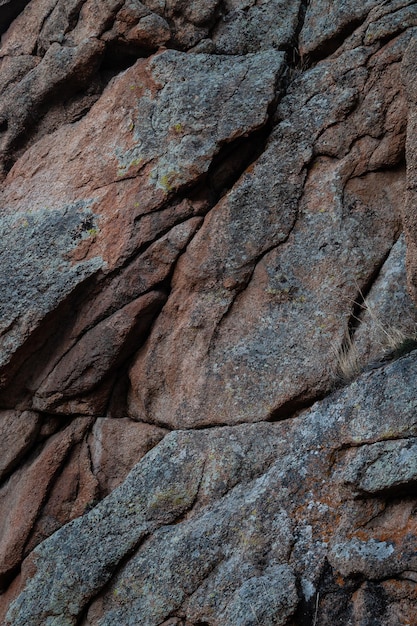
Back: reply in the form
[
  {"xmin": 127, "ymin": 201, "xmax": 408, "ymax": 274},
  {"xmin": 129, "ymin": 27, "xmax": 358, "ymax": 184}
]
[
  {"xmin": 333, "ymin": 334, "xmax": 362, "ymax": 383},
  {"xmin": 353, "ymin": 284, "xmax": 410, "ymax": 352},
  {"xmin": 333, "ymin": 282, "xmax": 417, "ymax": 384}
]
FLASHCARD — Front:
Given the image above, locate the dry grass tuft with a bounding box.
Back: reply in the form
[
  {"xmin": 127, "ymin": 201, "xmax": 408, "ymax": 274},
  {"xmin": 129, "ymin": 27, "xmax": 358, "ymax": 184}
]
[
  {"xmin": 333, "ymin": 288, "xmax": 417, "ymax": 385},
  {"xmin": 355, "ymin": 293, "xmax": 409, "ymax": 353},
  {"xmin": 332, "ymin": 334, "xmax": 362, "ymax": 384}
]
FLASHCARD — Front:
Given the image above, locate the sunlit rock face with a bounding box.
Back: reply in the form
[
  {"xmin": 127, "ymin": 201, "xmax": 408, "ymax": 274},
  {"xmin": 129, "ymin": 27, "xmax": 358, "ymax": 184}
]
[{"xmin": 1, "ymin": 1, "xmax": 417, "ymax": 624}]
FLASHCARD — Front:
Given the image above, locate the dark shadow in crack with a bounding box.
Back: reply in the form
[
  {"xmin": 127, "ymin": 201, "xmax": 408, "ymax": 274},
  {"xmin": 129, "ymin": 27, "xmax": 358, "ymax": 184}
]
[{"xmin": 0, "ymin": 0, "xmax": 31, "ymax": 36}]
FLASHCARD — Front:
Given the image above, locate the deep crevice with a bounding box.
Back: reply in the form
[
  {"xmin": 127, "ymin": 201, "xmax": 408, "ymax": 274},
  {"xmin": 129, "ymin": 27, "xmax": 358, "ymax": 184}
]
[
  {"xmin": 305, "ymin": 16, "xmax": 365, "ymax": 64},
  {"xmin": 345, "ymin": 243, "xmax": 399, "ymax": 344},
  {"xmin": 276, "ymin": 0, "xmax": 314, "ymax": 91},
  {"xmin": 62, "ymin": 0, "xmax": 86, "ymax": 40},
  {"xmin": 124, "ymin": 117, "xmax": 277, "ymax": 274},
  {"xmin": 0, "ymin": 271, "xmax": 103, "ymax": 410},
  {"xmin": 267, "ymin": 391, "xmax": 327, "ymax": 423},
  {"xmin": 102, "ymin": 288, "xmax": 173, "ymax": 418},
  {"xmin": 206, "ymin": 123, "xmax": 273, "ymax": 202},
  {"xmin": 356, "ymin": 480, "xmax": 417, "ymax": 502},
  {"xmin": 98, "ymin": 41, "xmax": 158, "ymax": 86},
  {"xmin": 105, "ymin": 368, "xmax": 131, "ymax": 418},
  {"xmin": 36, "ymin": 288, "xmax": 168, "ymax": 416},
  {"xmin": 294, "ymin": 560, "xmax": 361, "ymax": 626},
  {"xmin": 0, "ymin": 0, "xmax": 31, "ymax": 36},
  {"xmin": 178, "ymin": 101, "xmax": 278, "ymax": 208}
]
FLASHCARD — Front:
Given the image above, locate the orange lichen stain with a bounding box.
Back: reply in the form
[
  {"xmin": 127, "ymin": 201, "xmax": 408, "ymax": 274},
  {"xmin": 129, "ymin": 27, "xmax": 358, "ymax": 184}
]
[
  {"xmin": 244, "ymin": 162, "xmax": 256, "ymax": 175},
  {"xmin": 348, "ymin": 515, "xmax": 417, "ymax": 548},
  {"xmin": 350, "ymin": 529, "xmax": 369, "ymax": 542},
  {"xmin": 335, "ymin": 574, "xmax": 346, "ymax": 587},
  {"xmin": 372, "ymin": 526, "xmax": 415, "ymax": 545}
]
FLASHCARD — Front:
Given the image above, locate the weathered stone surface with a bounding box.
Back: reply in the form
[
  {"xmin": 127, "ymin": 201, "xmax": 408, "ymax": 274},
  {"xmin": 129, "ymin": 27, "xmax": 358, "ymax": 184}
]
[
  {"xmin": 0, "ymin": 411, "xmax": 40, "ymax": 480},
  {"xmin": 339, "ymin": 438, "xmax": 417, "ymax": 496},
  {"xmin": 89, "ymin": 418, "xmax": 166, "ymax": 495},
  {"xmin": 403, "ymin": 35, "xmax": 417, "ymax": 304},
  {"xmin": 129, "ymin": 31, "xmax": 407, "ymax": 428},
  {"xmin": 300, "ymin": 0, "xmax": 417, "ymax": 58},
  {"xmin": 5, "ymin": 354, "xmax": 417, "ymax": 625},
  {"xmin": 1, "ymin": 1, "xmax": 417, "ymax": 624},
  {"xmin": 23, "ymin": 432, "xmax": 99, "ymax": 555},
  {"xmin": 0, "ymin": 418, "xmax": 92, "ymax": 588},
  {"xmin": 0, "ymin": 48, "xmax": 283, "ymax": 412},
  {"xmin": 209, "ymin": 0, "xmax": 301, "ymax": 54}
]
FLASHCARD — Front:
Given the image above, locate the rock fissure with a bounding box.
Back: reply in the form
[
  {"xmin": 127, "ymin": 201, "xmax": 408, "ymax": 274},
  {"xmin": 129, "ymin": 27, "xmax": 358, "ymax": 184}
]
[
  {"xmin": 75, "ymin": 529, "xmax": 156, "ymax": 624},
  {"xmin": 307, "ymin": 16, "xmax": 366, "ymax": 63},
  {"xmin": 0, "ymin": 0, "xmax": 32, "ymax": 36},
  {"xmin": 2, "ymin": 1, "xmax": 417, "ymax": 623},
  {"xmin": 267, "ymin": 391, "xmax": 327, "ymax": 423},
  {"xmin": 33, "ymin": 2, "xmax": 62, "ymax": 57}
]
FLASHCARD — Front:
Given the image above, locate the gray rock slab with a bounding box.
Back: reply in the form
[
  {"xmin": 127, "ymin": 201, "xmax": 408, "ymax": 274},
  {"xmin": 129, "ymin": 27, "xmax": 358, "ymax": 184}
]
[{"xmin": 6, "ymin": 353, "xmax": 417, "ymax": 624}]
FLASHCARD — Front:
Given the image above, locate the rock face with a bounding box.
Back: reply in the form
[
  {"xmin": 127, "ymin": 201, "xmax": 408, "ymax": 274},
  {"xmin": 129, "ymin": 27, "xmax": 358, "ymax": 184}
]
[{"xmin": 1, "ymin": 1, "xmax": 417, "ymax": 624}]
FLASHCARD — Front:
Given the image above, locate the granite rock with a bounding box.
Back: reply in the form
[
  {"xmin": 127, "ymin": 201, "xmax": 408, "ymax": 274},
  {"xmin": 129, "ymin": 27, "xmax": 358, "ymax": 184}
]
[
  {"xmin": 4, "ymin": 355, "xmax": 417, "ymax": 624},
  {"xmin": 1, "ymin": 1, "xmax": 417, "ymax": 624}
]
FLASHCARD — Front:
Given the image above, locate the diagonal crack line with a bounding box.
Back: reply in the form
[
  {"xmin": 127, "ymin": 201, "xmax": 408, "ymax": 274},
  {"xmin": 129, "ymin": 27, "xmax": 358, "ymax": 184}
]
[
  {"xmin": 211, "ymin": 188, "xmax": 302, "ymax": 339},
  {"xmin": 346, "ymin": 242, "xmax": 400, "ymax": 342},
  {"xmin": 75, "ymin": 458, "xmax": 207, "ymax": 623},
  {"xmin": 33, "ymin": 1, "xmax": 61, "ymax": 57},
  {"xmin": 74, "ymin": 530, "xmax": 155, "ymax": 626}
]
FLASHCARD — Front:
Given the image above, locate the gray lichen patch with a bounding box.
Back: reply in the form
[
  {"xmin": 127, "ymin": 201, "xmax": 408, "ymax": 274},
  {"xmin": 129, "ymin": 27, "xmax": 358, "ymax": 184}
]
[
  {"xmin": 0, "ymin": 201, "xmax": 104, "ymax": 370},
  {"xmin": 118, "ymin": 49, "xmax": 286, "ymax": 192}
]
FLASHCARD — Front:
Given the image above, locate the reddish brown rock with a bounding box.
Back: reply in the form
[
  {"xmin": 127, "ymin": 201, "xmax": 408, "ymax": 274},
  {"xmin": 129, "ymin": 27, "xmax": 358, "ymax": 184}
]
[
  {"xmin": 402, "ymin": 35, "xmax": 417, "ymax": 304},
  {"xmin": 0, "ymin": 573, "xmax": 22, "ymax": 626},
  {"xmin": 1, "ymin": 1, "xmax": 417, "ymax": 624},
  {"xmin": 128, "ymin": 34, "xmax": 407, "ymax": 428},
  {"xmin": 33, "ymin": 290, "xmax": 167, "ymax": 414},
  {"xmin": 0, "ymin": 411, "xmax": 40, "ymax": 481},
  {"xmin": 300, "ymin": 0, "xmax": 417, "ymax": 59},
  {"xmin": 0, "ymin": 417, "xmax": 92, "ymax": 588},
  {"xmin": 24, "ymin": 434, "xmax": 99, "ymax": 555},
  {"xmin": 89, "ymin": 418, "xmax": 166, "ymax": 496},
  {"xmin": 5, "ymin": 354, "xmax": 417, "ymax": 625},
  {"xmin": 0, "ymin": 47, "xmax": 284, "ymax": 414}
]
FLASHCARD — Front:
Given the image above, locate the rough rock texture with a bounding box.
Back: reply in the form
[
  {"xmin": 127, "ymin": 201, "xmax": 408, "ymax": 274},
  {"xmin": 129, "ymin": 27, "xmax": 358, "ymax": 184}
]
[
  {"xmin": 5, "ymin": 356, "xmax": 417, "ymax": 625},
  {"xmin": 1, "ymin": 0, "xmax": 417, "ymax": 624}
]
